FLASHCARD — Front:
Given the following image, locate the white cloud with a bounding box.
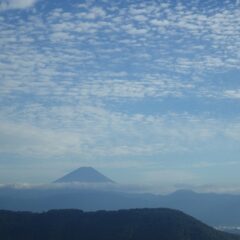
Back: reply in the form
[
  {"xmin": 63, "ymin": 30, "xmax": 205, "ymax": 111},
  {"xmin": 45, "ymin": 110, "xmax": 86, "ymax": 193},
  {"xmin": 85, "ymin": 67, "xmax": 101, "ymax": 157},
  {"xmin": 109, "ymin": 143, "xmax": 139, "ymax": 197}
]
[
  {"xmin": 224, "ymin": 123, "xmax": 240, "ymax": 141},
  {"xmin": 50, "ymin": 31, "xmax": 74, "ymax": 42},
  {"xmin": 78, "ymin": 7, "xmax": 106, "ymax": 19},
  {"xmin": 0, "ymin": 121, "xmax": 86, "ymax": 157},
  {"xmin": 0, "ymin": 107, "xmax": 239, "ymax": 161},
  {"xmin": 150, "ymin": 19, "xmax": 170, "ymax": 27},
  {"xmin": 2, "ymin": 182, "xmax": 240, "ymax": 195},
  {"xmin": 224, "ymin": 89, "xmax": 240, "ymax": 99},
  {"xmin": 123, "ymin": 24, "xmax": 148, "ymax": 35},
  {"xmin": 132, "ymin": 15, "xmax": 148, "ymax": 22},
  {"xmin": 0, "ymin": 0, "xmax": 38, "ymax": 11}
]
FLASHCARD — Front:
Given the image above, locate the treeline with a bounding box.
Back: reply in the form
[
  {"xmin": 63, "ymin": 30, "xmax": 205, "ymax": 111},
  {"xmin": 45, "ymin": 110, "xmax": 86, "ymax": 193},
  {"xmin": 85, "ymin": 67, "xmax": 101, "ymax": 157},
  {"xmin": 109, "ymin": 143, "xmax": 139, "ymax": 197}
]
[{"xmin": 0, "ymin": 208, "xmax": 239, "ymax": 240}]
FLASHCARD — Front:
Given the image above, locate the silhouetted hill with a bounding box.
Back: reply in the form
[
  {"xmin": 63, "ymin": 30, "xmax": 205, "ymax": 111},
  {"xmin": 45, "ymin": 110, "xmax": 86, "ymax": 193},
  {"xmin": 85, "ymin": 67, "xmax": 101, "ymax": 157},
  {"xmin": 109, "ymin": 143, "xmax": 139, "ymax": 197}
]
[
  {"xmin": 0, "ymin": 208, "xmax": 239, "ymax": 240},
  {"xmin": 54, "ymin": 167, "xmax": 115, "ymax": 183}
]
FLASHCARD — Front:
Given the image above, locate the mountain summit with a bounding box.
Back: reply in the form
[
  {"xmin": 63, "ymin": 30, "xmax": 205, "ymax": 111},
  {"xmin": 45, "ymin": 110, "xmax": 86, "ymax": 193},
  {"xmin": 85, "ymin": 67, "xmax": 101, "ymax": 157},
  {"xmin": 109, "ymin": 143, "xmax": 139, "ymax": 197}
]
[{"xmin": 54, "ymin": 167, "xmax": 114, "ymax": 183}]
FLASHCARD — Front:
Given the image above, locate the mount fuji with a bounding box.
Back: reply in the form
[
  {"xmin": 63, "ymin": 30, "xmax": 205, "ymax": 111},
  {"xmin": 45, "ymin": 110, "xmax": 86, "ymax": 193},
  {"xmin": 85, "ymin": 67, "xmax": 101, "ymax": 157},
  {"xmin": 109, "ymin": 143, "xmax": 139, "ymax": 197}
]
[{"xmin": 54, "ymin": 167, "xmax": 115, "ymax": 184}]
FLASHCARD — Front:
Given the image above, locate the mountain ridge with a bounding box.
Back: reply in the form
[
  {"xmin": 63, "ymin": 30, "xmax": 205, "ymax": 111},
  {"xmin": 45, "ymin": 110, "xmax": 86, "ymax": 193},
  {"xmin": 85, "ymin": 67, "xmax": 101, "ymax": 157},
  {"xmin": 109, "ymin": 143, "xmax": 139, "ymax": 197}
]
[
  {"xmin": 1, "ymin": 185, "xmax": 240, "ymax": 226},
  {"xmin": 0, "ymin": 208, "xmax": 239, "ymax": 240}
]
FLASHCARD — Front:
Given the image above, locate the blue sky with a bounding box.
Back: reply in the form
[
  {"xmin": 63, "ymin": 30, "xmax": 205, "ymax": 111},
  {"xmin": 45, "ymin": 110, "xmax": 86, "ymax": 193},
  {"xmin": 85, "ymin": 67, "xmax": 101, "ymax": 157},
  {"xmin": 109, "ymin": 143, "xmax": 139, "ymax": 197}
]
[{"xmin": 0, "ymin": 0, "xmax": 240, "ymax": 193}]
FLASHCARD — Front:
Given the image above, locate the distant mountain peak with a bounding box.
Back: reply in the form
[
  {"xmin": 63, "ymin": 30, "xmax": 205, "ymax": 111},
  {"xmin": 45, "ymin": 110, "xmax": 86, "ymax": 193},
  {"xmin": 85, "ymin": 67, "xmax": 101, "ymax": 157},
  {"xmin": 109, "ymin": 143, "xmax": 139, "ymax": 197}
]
[{"xmin": 54, "ymin": 167, "xmax": 115, "ymax": 184}]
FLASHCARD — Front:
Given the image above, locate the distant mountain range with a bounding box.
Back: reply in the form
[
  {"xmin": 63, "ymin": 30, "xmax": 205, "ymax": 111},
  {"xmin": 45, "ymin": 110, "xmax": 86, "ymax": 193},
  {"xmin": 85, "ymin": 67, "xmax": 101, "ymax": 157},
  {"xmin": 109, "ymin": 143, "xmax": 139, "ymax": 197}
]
[
  {"xmin": 0, "ymin": 167, "xmax": 240, "ymax": 228},
  {"xmin": 0, "ymin": 208, "xmax": 239, "ymax": 240}
]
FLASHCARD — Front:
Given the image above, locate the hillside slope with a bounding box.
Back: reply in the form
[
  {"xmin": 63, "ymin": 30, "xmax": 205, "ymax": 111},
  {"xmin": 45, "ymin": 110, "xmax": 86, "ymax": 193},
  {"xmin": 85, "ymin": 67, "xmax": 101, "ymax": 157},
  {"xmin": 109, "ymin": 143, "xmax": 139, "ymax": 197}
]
[{"xmin": 0, "ymin": 208, "xmax": 239, "ymax": 240}]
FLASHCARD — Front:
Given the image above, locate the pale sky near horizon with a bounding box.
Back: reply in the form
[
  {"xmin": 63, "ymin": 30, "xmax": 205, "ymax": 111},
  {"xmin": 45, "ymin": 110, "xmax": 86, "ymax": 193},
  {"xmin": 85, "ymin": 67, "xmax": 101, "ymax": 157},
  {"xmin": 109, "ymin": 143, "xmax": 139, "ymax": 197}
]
[{"xmin": 0, "ymin": 0, "xmax": 240, "ymax": 193}]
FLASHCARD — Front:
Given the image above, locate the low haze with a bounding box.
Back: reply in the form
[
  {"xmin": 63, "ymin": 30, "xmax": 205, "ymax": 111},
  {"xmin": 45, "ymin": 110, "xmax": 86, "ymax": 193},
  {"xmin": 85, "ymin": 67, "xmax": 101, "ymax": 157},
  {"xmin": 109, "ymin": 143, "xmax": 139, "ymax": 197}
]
[{"xmin": 0, "ymin": 0, "xmax": 239, "ymax": 193}]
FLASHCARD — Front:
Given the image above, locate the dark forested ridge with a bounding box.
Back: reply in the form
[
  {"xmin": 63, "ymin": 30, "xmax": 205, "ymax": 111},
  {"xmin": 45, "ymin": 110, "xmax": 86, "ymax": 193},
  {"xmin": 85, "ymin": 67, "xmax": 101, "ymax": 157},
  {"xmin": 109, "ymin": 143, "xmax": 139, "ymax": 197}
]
[{"xmin": 0, "ymin": 208, "xmax": 239, "ymax": 240}]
